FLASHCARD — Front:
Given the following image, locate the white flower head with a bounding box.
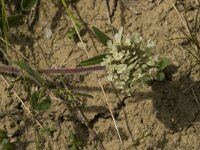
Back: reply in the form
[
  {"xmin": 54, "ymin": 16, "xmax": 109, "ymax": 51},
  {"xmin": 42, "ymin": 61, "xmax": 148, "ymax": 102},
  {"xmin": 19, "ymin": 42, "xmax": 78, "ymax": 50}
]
[
  {"xmin": 123, "ymin": 38, "xmax": 131, "ymax": 46},
  {"xmin": 109, "ymin": 45, "xmax": 118, "ymax": 54},
  {"xmin": 101, "ymin": 27, "xmax": 161, "ymax": 95},
  {"xmin": 106, "ymin": 64, "xmax": 116, "ymax": 74},
  {"xmin": 107, "ymin": 40, "xmax": 113, "ymax": 48},
  {"xmin": 132, "ymin": 32, "xmax": 143, "ymax": 44},
  {"xmin": 133, "ymin": 68, "xmax": 143, "ymax": 78},
  {"xmin": 148, "ymin": 67, "xmax": 158, "ymax": 79},
  {"xmin": 115, "ymin": 81, "xmax": 125, "ymax": 89},
  {"xmin": 113, "ymin": 52, "xmax": 124, "ymax": 61},
  {"xmin": 147, "ymin": 39, "xmax": 155, "ymax": 48},
  {"xmin": 114, "ymin": 27, "xmax": 123, "ymax": 45},
  {"xmin": 100, "ymin": 55, "xmax": 113, "ymax": 66},
  {"xmin": 120, "ymin": 69, "xmax": 130, "ymax": 81},
  {"xmin": 115, "ymin": 64, "xmax": 127, "ymax": 74}
]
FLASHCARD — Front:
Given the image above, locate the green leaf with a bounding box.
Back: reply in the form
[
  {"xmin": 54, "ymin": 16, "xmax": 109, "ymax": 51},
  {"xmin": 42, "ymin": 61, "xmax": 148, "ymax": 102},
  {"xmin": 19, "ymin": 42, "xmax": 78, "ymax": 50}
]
[
  {"xmin": 92, "ymin": 26, "xmax": 111, "ymax": 46},
  {"xmin": 21, "ymin": 0, "xmax": 38, "ymax": 11},
  {"xmin": 158, "ymin": 72, "xmax": 166, "ymax": 81},
  {"xmin": 80, "ymin": 53, "xmax": 108, "ymax": 66},
  {"xmin": 14, "ymin": 61, "xmax": 44, "ymax": 86},
  {"xmin": 0, "ymin": 15, "xmax": 23, "ymax": 27},
  {"xmin": 0, "ymin": 130, "xmax": 7, "ymax": 141},
  {"xmin": 158, "ymin": 57, "xmax": 169, "ymax": 70},
  {"xmin": 35, "ymin": 99, "xmax": 51, "ymax": 110},
  {"xmin": 30, "ymin": 89, "xmax": 51, "ymax": 111},
  {"xmin": 1, "ymin": 138, "xmax": 14, "ymax": 150}
]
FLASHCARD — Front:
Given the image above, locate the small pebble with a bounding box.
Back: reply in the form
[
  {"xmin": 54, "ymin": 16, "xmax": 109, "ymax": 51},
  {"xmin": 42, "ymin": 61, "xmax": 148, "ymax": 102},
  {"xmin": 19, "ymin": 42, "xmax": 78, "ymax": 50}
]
[{"xmin": 45, "ymin": 28, "xmax": 53, "ymax": 39}]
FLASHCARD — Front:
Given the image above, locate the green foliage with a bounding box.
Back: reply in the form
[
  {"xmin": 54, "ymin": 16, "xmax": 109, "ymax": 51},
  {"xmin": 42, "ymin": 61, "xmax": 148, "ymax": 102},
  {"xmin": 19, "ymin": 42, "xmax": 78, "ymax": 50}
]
[
  {"xmin": 0, "ymin": 15, "xmax": 23, "ymax": 27},
  {"xmin": 158, "ymin": 57, "xmax": 169, "ymax": 70},
  {"xmin": 67, "ymin": 132, "xmax": 82, "ymax": 150},
  {"xmin": 30, "ymin": 88, "xmax": 51, "ymax": 111},
  {"xmin": 55, "ymin": 87, "xmax": 78, "ymax": 106},
  {"xmin": 39, "ymin": 127, "xmax": 56, "ymax": 138},
  {"xmin": 79, "ymin": 53, "xmax": 108, "ymax": 66},
  {"xmin": 66, "ymin": 24, "xmax": 83, "ymax": 40},
  {"xmin": 60, "ymin": 0, "xmax": 84, "ymax": 40},
  {"xmin": 157, "ymin": 71, "xmax": 166, "ymax": 82},
  {"xmin": 35, "ymin": 127, "xmax": 55, "ymax": 150},
  {"xmin": 21, "ymin": 0, "xmax": 38, "ymax": 11},
  {"xmin": 92, "ymin": 26, "xmax": 111, "ymax": 46},
  {"xmin": 14, "ymin": 61, "xmax": 44, "ymax": 87},
  {"xmin": 157, "ymin": 57, "xmax": 169, "ymax": 81},
  {"xmin": 0, "ymin": 130, "xmax": 14, "ymax": 150}
]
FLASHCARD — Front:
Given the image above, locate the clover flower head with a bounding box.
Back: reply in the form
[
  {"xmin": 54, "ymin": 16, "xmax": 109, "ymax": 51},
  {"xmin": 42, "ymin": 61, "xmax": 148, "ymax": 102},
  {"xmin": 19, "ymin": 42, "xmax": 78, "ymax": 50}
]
[
  {"xmin": 101, "ymin": 28, "xmax": 161, "ymax": 95},
  {"xmin": 114, "ymin": 27, "xmax": 123, "ymax": 45}
]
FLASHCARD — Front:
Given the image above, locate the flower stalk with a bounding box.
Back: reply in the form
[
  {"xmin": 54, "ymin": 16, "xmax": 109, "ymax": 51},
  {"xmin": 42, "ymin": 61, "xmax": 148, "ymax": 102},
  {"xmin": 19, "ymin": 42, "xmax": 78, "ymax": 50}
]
[{"xmin": 0, "ymin": 65, "xmax": 105, "ymax": 75}]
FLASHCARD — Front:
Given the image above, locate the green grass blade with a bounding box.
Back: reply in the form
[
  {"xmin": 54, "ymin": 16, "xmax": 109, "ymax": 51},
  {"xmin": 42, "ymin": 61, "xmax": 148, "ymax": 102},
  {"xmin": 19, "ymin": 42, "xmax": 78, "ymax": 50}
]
[
  {"xmin": 14, "ymin": 61, "xmax": 44, "ymax": 86},
  {"xmin": 92, "ymin": 26, "xmax": 111, "ymax": 46},
  {"xmin": 21, "ymin": 0, "xmax": 38, "ymax": 11},
  {"xmin": 80, "ymin": 53, "xmax": 108, "ymax": 66},
  {"xmin": 1, "ymin": 0, "xmax": 9, "ymax": 54},
  {"xmin": 0, "ymin": 15, "xmax": 23, "ymax": 27}
]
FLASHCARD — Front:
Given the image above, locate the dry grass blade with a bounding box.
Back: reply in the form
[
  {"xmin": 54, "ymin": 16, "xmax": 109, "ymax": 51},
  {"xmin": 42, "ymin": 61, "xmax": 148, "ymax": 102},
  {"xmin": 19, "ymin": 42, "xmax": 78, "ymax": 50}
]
[
  {"xmin": 191, "ymin": 88, "xmax": 200, "ymax": 108},
  {"xmin": 98, "ymin": 80, "xmax": 123, "ymax": 147},
  {"xmin": 195, "ymin": 0, "xmax": 199, "ymax": 5},
  {"xmin": 171, "ymin": 0, "xmax": 200, "ymax": 62},
  {"xmin": 171, "ymin": 1, "xmax": 190, "ymax": 34},
  {"xmin": 70, "ymin": 18, "xmax": 89, "ymax": 58},
  {"xmin": 0, "ymin": 74, "xmax": 43, "ymax": 128},
  {"xmin": 0, "ymin": 36, "xmax": 29, "ymax": 62},
  {"xmin": 104, "ymin": 0, "xmax": 111, "ymax": 25}
]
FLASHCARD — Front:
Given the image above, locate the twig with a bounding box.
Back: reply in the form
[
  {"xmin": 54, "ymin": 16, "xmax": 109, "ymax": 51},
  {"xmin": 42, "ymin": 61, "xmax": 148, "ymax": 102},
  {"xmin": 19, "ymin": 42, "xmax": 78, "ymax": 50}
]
[{"xmin": 0, "ymin": 75, "xmax": 43, "ymax": 128}]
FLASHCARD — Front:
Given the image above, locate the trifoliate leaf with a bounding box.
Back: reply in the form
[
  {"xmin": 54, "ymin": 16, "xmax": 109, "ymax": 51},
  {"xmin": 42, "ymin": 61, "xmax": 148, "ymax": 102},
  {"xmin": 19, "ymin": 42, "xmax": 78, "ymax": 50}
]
[{"xmin": 30, "ymin": 89, "xmax": 51, "ymax": 111}]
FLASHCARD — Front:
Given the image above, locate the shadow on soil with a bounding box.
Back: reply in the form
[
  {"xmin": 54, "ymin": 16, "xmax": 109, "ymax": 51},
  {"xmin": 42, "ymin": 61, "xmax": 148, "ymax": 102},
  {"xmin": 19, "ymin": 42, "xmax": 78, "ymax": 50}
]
[{"xmin": 137, "ymin": 65, "xmax": 200, "ymax": 132}]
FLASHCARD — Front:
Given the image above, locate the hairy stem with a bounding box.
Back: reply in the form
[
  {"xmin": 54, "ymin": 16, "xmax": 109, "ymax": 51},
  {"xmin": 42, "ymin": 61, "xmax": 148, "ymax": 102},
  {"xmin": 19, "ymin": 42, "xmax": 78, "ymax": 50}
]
[{"xmin": 0, "ymin": 65, "xmax": 105, "ymax": 75}]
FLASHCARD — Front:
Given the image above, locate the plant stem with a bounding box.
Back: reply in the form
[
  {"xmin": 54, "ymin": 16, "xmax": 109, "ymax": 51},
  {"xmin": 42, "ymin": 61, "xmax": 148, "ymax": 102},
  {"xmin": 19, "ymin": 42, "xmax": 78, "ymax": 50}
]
[{"xmin": 0, "ymin": 65, "xmax": 105, "ymax": 75}]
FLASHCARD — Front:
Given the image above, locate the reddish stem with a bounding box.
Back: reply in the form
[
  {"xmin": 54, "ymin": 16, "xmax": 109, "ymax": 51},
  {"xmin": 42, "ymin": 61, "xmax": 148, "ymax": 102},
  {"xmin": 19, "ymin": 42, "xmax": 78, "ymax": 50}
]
[{"xmin": 0, "ymin": 65, "xmax": 105, "ymax": 75}]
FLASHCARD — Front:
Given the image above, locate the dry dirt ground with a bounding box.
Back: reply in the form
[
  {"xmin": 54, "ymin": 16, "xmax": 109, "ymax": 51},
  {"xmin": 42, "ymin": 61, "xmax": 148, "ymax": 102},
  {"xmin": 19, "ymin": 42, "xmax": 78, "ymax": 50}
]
[{"xmin": 1, "ymin": 0, "xmax": 200, "ymax": 149}]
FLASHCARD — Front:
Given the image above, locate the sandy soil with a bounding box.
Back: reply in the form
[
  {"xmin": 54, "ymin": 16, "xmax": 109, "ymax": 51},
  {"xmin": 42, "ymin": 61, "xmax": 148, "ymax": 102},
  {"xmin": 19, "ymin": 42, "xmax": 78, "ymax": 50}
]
[{"xmin": 1, "ymin": 0, "xmax": 200, "ymax": 149}]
